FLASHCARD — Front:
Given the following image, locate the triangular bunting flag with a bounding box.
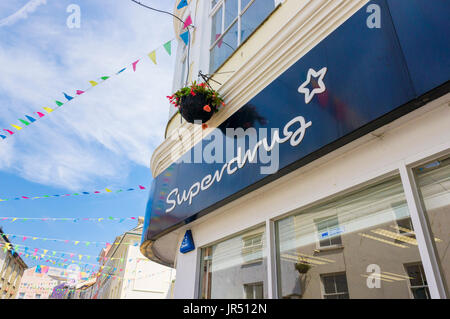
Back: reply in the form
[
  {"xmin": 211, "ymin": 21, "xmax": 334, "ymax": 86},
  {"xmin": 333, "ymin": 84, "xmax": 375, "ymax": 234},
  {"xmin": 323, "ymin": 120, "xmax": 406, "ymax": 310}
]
[
  {"xmin": 76, "ymin": 90, "xmax": 85, "ymax": 95},
  {"xmin": 25, "ymin": 115, "xmax": 36, "ymax": 123},
  {"xmin": 63, "ymin": 93, "xmax": 73, "ymax": 101},
  {"xmin": 89, "ymin": 81, "xmax": 98, "ymax": 87},
  {"xmin": 148, "ymin": 51, "xmax": 157, "ymax": 65},
  {"xmin": 132, "ymin": 60, "xmax": 140, "ymax": 72},
  {"xmin": 177, "ymin": 0, "xmax": 188, "ymax": 10},
  {"xmin": 55, "ymin": 100, "xmax": 64, "ymax": 106},
  {"xmin": 19, "ymin": 119, "xmax": 31, "ymax": 126},
  {"xmin": 183, "ymin": 15, "xmax": 192, "ymax": 29},
  {"xmin": 11, "ymin": 124, "xmax": 23, "ymax": 130},
  {"xmin": 101, "ymin": 76, "xmax": 110, "ymax": 80},
  {"xmin": 163, "ymin": 41, "xmax": 172, "ymax": 55},
  {"xmin": 180, "ymin": 30, "xmax": 189, "ymax": 45},
  {"xmin": 117, "ymin": 68, "xmax": 127, "ymax": 74},
  {"xmin": 36, "ymin": 112, "xmax": 45, "ymax": 117},
  {"xmin": 43, "ymin": 107, "xmax": 54, "ymax": 113}
]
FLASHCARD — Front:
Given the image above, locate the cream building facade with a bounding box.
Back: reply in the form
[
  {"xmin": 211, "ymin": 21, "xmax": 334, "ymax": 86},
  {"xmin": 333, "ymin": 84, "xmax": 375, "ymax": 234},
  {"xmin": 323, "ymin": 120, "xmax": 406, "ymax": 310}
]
[
  {"xmin": 0, "ymin": 228, "xmax": 28, "ymax": 299},
  {"xmin": 93, "ymin": 218, "xmax": 175, "ymax": 299}
]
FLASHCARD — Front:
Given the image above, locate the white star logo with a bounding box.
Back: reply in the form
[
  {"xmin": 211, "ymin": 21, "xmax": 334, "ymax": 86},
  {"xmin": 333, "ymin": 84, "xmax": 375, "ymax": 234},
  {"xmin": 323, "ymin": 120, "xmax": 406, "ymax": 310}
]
[{"xmin": 298, "ymin": 67, "xmax": 328, "ymax": 104}]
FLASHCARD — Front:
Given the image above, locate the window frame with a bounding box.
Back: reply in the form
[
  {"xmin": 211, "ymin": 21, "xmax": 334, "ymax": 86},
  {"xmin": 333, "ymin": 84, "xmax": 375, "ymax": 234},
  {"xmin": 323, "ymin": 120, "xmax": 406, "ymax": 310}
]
[
  {"xmin": 314, "ymin": 215, "xmax": 343, "ymax": 250},
  {"xmin": 208, "ymin": 0, "xmax": 281, "ymax": 73},
  {"xmin": 404, "ymin": 263, "xmax": 431, "ymax": 299},
  {"xmin": 320, "ymin": 272, "xmax": 350, "ymax": 299}
]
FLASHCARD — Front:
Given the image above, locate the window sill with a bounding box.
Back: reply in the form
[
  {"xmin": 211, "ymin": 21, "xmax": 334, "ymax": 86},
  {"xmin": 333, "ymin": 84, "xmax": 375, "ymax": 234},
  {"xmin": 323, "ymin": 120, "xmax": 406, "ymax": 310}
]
[{"xmin": 314, "ymin": 245, "xmax": 344, "ymax": 253}]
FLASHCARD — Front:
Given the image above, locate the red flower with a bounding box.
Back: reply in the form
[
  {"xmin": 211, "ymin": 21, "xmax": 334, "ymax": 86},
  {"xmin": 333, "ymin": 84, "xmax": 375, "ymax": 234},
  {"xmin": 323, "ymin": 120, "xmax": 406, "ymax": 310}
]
[
  {"xmin": 202, "ymin": 123, "xmax": 208, "ymax": 130},
  {"xmin": 203, "ymin": 105, "xmax": 211, "ymax": 112},
  {"xmin": 190, "ymin": 88, "xmax": 196, "ymax": 96},
  {"xmin": 199, "ymin": 82, "xmax": 206, "ymax": 88},
  {"xmin": 221, "ymin": 102, "xmax": 225, "ymax": 106}
]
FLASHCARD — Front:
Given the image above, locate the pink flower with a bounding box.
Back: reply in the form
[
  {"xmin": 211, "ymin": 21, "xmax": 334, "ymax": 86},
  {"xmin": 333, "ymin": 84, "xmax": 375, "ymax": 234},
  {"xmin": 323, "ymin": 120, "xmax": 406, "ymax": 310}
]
[{"xmin": 203, "ymin": 105, "xmax": 211, "ymax": 112}]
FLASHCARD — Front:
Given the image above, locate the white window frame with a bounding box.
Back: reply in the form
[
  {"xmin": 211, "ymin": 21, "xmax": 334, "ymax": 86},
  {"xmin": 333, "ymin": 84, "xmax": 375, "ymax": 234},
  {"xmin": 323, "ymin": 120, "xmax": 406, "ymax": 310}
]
[
  {"xmin": 320, "ymin": 272, "xmax": 349, "ymax": 299},
  {"xmin": 208, "ymin": 0, "xmax": 281, "ymax": 72},
  {"xmin": 314, "ymin": 215, "xmax": 343, "ymax": 250},
  {"xmin": 404, "ymin": 263, "xmax": 431, "ymax": 299}
]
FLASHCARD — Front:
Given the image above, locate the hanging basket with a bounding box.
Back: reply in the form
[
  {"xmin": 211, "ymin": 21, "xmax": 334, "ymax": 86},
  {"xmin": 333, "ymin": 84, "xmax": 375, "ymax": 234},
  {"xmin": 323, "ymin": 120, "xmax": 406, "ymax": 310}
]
[
  {"xmin": 295, "ymin": 262, "xmax": 311, "ymax": 274},
  {"xmin": 179, "ymin": 92, "xmax": 216, "ymax": 124},
  {"xmin": 167, "ymin": 81, "xmax": 225, "ymax": 126}
]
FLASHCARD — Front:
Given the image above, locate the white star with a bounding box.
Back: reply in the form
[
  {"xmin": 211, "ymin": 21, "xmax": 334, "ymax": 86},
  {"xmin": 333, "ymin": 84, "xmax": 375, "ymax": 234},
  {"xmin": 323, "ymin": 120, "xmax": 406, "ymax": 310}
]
[{"xmin": 298, "ymin": 67, "xmax": 328, "ymax": 104}]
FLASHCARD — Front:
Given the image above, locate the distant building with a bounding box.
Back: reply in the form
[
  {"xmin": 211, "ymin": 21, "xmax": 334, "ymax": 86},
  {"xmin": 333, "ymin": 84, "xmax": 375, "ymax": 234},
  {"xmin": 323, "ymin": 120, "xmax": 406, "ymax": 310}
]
[
  {"xmin": 17, "ymin": 266, "xmax": 68, "ymax": 299},
  {"xmin": 93, "ymin": 217, "xmax": 175, "ymax": 299},
  {"xmin": 0, "ymin": 227, "xmax": 28, "ymax": 299}
]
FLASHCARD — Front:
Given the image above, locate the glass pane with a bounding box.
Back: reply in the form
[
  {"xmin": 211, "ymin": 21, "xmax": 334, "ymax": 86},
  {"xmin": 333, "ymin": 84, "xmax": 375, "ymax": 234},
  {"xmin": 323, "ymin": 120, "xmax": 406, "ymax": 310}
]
[
  {"xmin": 255, "ymin": 284, "xmax": 264, "ymax": 299},
  {"xmin": 335, "ymin": 274, "xmax": 349, "ymax": 293},
  {"xmin": 199, "ymin": 226, "xmax": 267, "ymax": 299},
  {"xmin": 276, "ymin": 176, "xmax": 429, "ymax": 299},
  {"xmin": 211, "ymin": 6, "xmax": 223, "ymax": 45},
  {"xmin": 212, "ymin": 0, "xmax": 219, "ymax": 9},
  {"xmin": 322, "ymin": 276, "xmax": 335, "ymax": 294},
  {"xmin": 413, "ymin": 156, "xmax": 450, "ymax": 293},
  {"xmin": 210, "ymin": 22, "xmax": 237, "ymax": 72},
  {"xmin": 240, "ymin": 0, "xmax": 274, "ymax": 44},
  {"xmin": 225, "ymin": 0, "xmax": 238, "ymax": 29}
]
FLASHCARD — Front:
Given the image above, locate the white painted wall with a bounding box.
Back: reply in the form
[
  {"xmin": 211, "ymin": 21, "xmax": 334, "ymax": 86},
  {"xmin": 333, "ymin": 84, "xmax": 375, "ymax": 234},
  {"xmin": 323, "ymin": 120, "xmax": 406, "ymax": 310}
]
[{"xmin": 172, "ymin": 93, "xmax": 450, "ymax": 298}]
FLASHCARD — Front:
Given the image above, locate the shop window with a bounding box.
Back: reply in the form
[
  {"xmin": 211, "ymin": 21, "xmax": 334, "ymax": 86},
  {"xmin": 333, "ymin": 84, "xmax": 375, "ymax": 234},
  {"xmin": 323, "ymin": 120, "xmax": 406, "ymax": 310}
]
[
  {"xmin": 315, "ymin": 216, "xmax": 343, "ymax": 248},
  {"xmin": 18, "ymin": 292, "xmax": 25, "ymax": 299},
  {"xmin": 321, "ymin": 273, "xmax": 349, "ymax": 299},
  {"xmin": 413, "ymin": 156, "xmax": 450, "ymax": 292},
  {"xmin": 35, "ymin": 294, "xmax": 41, "ymax": 299},
  {"xmin": 209, "ymin": 0, "xmax": 277, "ymax": 72},
  {"xmin": 244, "ymin": 282, "xmax": 263, "ymax": 299},
  {"xmin": 275, "ymin": 176, "xmax": 430, "ymax": 299},
  {"xmin": 405, "ymin": 263, "xmax": 430, "ymax": 299},
  {"xmin": 199, "ymin": 226, "xmax": 267, "ymax": 299}
]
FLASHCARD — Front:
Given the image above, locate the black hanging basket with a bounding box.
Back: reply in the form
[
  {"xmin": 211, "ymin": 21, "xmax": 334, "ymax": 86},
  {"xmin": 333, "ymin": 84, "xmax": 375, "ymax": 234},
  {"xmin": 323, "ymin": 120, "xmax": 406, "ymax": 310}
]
[{"xmin": 179, "ymin": 93, "xmax": 217, "ymax": 124}]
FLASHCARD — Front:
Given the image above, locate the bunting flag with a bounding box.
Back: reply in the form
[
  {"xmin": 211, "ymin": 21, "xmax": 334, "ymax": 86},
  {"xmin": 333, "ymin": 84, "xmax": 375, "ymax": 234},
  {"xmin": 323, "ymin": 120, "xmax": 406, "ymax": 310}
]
[
  {"xmin": 0, "ymin": 185, "xmax": 146, "ymax": 202},
  {"xmin": 177, "ymin": 0, "xmax": 188, "ymax": 10},
  {"xmin": 148, "ymin": 51, "xmax": 156, "ymax": 65},
  {"xmin": 180, "ymin": 30, "xmax": 189, "ymax": 46},
  {"xmin": 132, "ymin": 60, "xmax": 140, "ymax": 72},
  {"xmin": 163, "ymin": 41, "xmax": 172, "ymax": 56},
  {"xmin": 1, "ymin": 38, "xmax": 175, "ymax": 142},
  {"xmin": 183, "ymin": 15, "xmax": 192, "ymax": 29}
]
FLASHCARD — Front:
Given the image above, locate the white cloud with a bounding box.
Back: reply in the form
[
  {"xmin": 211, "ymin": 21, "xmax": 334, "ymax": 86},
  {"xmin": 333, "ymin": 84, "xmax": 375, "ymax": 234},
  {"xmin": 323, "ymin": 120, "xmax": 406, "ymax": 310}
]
[
  {"xmin": 0, "ymin": 1, "xmax": 177, "ymax": 190},
  {"xmin": 0, "ymin": 0, "xmax": 47, "ymax": 28}
]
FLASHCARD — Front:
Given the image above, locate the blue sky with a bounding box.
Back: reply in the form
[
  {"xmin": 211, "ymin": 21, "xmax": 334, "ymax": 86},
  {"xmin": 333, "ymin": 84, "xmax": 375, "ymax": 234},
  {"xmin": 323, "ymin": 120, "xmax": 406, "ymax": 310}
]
[{"xmin": 0, "ymin": 0, "xmax": 177, "ymax": 274}]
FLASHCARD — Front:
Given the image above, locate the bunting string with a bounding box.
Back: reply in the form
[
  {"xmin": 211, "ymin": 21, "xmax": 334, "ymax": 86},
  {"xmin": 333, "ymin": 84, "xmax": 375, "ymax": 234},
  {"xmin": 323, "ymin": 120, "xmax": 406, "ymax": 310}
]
[
  {"xmin": 2, "ymin": 232, "xmax": 137, "ymax": 247},
  {"xmin": 0, "ymin": 185, "xmax": 146, "ymax": 202},
  {"xmin": 0, "ymin": 242, "xmax": 139, "ymax": 262},
  {"xmin": 0, "ymin": 35, "xmax": 182, "ymax": 142}
]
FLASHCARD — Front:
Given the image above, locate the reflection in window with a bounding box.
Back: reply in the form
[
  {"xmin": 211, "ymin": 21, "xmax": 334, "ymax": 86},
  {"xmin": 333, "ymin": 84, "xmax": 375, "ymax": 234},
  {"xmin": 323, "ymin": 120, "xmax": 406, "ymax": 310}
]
[
  {"xmin": 210, "ymin": 0, "xmax": 275, "ymax": 72},
  {"xmin": 242, "ymin": 233, "xmax": 263, "ymax": 264},
  {"xmin": 199, "ymin": 226, "xmax": 267, "ymax": 299},
  {"xmin": 244, "ymin": 282, "xmax": 264, "ymax": 299},
  {"xmin": 275, "ymin": 176, "xmax": 429, "ymax": 299},
  {"xmin": 321, "ymin": 273, "xmax": 349, "ymax": 299},
  {"xmin": 405, "ymin": 263, "xmax": 430, "ymax": 299},
  {"xmin": 413, "ymin": 156, "xmax": 450, "ymax": 293},
  {"xmin": 315, "ymin": 216, "xmax": 343, "ymax": 248}
]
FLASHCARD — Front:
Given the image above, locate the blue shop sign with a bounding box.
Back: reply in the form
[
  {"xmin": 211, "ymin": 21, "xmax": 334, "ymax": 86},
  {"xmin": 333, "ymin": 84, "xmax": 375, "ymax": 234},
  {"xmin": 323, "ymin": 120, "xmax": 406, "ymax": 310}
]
[{"xmin": 143, "ymin": 0, "xmax": 449, "ymax": 241}]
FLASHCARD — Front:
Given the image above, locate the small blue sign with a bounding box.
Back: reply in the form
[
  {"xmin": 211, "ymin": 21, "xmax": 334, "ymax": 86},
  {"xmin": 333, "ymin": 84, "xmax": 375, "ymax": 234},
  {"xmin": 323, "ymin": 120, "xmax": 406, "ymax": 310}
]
[
  {"xmin": 180, "ymin": 230, "xmax": 195, "ymax": 254},
  {"xmin": 320, "ymin": 226, "xmax": 345, "ymax": 239}
]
